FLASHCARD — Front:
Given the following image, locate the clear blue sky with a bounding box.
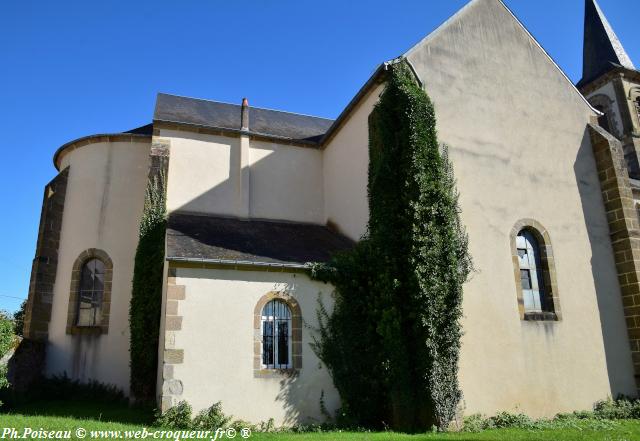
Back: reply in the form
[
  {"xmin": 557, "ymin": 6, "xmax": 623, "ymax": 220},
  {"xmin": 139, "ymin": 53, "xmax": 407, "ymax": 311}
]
[{"xmin": 0, "ymin": 0, "xmax": 638, "ymax": 313}]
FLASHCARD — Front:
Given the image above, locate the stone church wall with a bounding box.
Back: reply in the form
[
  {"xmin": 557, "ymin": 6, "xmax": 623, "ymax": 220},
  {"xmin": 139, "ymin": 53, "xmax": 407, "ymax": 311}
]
[{"xmin": 404, "ymin": 0, "xmax": 636, "ymax": 416}]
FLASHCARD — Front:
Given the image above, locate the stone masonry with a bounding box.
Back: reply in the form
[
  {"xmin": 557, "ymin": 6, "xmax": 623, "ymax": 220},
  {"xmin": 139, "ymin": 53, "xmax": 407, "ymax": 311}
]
[
  {"xmin": 160, "ymin": 268, "xmax": 185, "ymax": 412},
  {"xmin": 589, "ymin": 122, "xmax": 640, "ymax": 393},
  {"xmin": 23, "ymin": 167, "xmax": 69, "ymax": 341}
]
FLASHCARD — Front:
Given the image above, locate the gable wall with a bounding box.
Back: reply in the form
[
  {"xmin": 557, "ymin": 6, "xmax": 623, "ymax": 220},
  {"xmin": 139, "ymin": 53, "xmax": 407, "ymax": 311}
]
[{"xmin": 404, "ymin": 0, "xmax": 635, "ymax": 415}]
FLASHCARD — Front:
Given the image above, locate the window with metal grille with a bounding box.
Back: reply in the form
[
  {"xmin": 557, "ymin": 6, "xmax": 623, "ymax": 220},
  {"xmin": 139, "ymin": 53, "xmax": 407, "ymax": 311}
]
[
  {"xmin": 516, "ymin": 230, "xmax": 546, "ymax": 314},
  {"xmin": 76, "ymin": 258, "xmax": 105, "ymax": 326},
  {"xmin": 261, "ymin": 299, "xmax": 292, "ymax": 369},
  {"xmin": 635, "ymin": 97, "xmax": 640, "ymax": 124}
]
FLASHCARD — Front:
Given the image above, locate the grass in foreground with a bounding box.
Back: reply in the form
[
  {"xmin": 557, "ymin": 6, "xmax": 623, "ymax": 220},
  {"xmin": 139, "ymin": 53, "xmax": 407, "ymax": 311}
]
[{"xmin": 1, "ymin": 401, "xmax": 640, "ymax": 441}]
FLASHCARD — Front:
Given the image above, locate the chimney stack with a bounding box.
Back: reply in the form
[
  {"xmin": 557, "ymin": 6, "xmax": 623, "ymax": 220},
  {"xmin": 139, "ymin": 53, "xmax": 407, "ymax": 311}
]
[{"xmin": 241, "ymin": 98, "xmax": 249, "ymax": 131}]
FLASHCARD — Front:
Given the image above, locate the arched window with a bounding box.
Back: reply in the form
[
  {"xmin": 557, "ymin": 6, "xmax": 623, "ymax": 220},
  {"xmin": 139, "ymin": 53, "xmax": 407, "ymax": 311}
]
[
  {"xmin": 510, "ymin": 220, "xmax": 560, "ymax": 321},
  {"xmin": 635, "ymin": 97, "xmax": 640, "ymax": 123},
  {"xmin": 261, "ymin": 299, "xmax": 292, "ymax": 369},
  {"xmin": 66, "ymin": 248, "xmax": 113, "ymax": 334},
  {"xmin": 77, "ymin": 258, "xmax": 105, "ymax": 326}
]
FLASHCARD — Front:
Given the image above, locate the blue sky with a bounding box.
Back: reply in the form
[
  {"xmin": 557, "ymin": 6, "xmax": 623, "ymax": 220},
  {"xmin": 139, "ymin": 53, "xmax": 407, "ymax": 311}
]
[{"xmin": 0, "ymin": 0, "xmax": 638, "ymax": 313}]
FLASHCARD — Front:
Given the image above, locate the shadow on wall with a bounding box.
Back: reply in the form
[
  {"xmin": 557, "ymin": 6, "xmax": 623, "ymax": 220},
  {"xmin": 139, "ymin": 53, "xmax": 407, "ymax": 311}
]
[
  {"xmin": 165, "ymin": 133, "xmax": 339, "ymax": 423},
  {"xmin": 573, "ymin": 127, "xmax": 636, "ymax": 397},
  {"xmin": 172, "ymin": 133, "xmax": 322, "ymax": 223},
  {"xmin": 272, "ymin": 280, "xmax": 331, "ymax": 426}
]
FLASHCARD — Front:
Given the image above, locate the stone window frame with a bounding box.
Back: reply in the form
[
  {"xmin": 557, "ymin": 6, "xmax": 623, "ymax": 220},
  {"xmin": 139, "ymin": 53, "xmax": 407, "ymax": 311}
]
[
  {"xmin": 253, "ymin": 291, "xmax": 302, "ymax": 378},
  {"xmin": 66, "ymin": 248, "xmax": 113, "ymax": 335},
  {"xmin": 510, "ymin": 219, "xmax": 561, "ymax": 322},
  {"xmin": 589, "ymin": 94, "xmax": 619, "ymax": 137}
]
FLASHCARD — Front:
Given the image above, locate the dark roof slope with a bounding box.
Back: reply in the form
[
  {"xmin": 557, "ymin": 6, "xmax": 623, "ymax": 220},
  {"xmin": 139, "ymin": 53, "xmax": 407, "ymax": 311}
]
[
  {"xmin": 154, "ymin": 93, "xmax": 334, "ymax": 144},
  {"xmin": 578, "ymin": 0, "xmax": 636, "ymax": 87},
  {"xmin": 166, "ymin": 213, "xmax": 354, "ymax": 268}
]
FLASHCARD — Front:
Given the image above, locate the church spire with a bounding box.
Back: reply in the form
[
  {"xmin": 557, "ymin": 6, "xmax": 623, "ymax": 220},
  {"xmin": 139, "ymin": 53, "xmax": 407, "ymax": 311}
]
[{"xmin": 580, "ymin": 0, "xmax": 635, "ymax": 86}]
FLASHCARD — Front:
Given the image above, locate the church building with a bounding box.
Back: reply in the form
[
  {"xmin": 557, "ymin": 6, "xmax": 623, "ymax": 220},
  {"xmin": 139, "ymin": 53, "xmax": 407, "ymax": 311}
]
[{"xmin": 22, "ymin": 0, "xmax": 640, "ymax": 425}]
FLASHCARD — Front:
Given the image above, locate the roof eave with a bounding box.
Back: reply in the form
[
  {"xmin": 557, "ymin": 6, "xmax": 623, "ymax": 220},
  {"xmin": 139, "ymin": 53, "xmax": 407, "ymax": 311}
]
[
  {"xmin": 166, "ymin": 256, "xmax": 311, "ymax": 271},
  {"xmin": 153, "ymin": 119, "xmax": 323, "ymax": 148}
]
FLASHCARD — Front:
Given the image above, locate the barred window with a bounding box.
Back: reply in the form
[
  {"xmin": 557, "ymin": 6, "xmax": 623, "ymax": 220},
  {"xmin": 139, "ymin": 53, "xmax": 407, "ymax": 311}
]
[
  {"xmin": 76, "ymin": 258, "xmax": 105, "ymax": 326},
  {"xmin": 261, "ymin": 299, "xmax": 292, "ymax": 369}
]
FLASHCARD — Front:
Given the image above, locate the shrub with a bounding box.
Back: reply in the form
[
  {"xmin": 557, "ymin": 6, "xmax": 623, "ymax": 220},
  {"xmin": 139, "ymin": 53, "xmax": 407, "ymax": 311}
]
[
  {"xmin": 0, "ymin": 311, "xmax": 17, "ymax": 405},
  {"xmin": 490, "ymin": 411, "xmax": 535, "ymax": 429},
  {"xmin": 191, "ymin": 402, "xmax": 232, "ymax": 430},
  {"xmin": 154, "ymin": 401, "xmax": 192, "ymax": 429},
  {"xmin": 593, "ymin": 397, "xmax": 640, "ymax": 419},
  {"xmin": 461, "ymin": 410, "xmax": 621, "ymax": 433}
]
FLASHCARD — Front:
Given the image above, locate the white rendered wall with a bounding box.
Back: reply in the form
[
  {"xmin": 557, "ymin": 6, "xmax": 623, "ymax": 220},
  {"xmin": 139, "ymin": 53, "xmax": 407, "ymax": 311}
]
[
  {"xmin": 322, "ymin": 84, "xmax": 385, "ymax": 241},
  {"xmin": 46, "ymin": 140, "xmax": 150, "ymax": 393},
  {"xmin": 168, "ymin": 267, "xmax": 339, "ymax": 426},
  {"xmin": 404, "ymin": 0, "xmax": 635, "ymax": 416},
  {"xmin": 162, "ymin": 129, "xmax": 324, "ymax": 224}
]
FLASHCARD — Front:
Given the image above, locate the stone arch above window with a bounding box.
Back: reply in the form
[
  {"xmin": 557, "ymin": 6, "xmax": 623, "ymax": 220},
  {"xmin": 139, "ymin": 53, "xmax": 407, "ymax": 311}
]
[
  {"xmin": 253, "ymin": 291, "xmax": 302, "ymax": 377},
  {"xmin": 589, "ymin": 94, "xmax": 619, "ymax": 137},
  {"xmin": 510, "ymin": 219, "xmax": 561, "ymax": 322},
  {"xmin": 66, "ymin": 248, "xmax": 113, "ymax": 335}
]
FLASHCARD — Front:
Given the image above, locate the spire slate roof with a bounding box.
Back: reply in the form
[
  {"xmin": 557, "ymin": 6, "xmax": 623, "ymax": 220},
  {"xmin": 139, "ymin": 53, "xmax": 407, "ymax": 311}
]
[{"xmin": 579, "ymin": 0, "xmax": 635, "ymax": 87}]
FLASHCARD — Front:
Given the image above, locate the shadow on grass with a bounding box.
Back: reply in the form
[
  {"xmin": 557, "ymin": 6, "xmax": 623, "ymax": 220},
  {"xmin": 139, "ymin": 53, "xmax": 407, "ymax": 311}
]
[{"xmin": 4, "ymin": 400, "xmax": 154, "ymax": 426}]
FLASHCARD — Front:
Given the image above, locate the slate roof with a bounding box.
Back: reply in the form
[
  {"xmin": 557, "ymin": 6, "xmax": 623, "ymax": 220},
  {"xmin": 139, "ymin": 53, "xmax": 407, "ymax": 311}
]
[
  {"xmin": 578, "ymin": 0, "xmax": 636, "ymax": 87},
  {"xmin": 166, "ymin": 213, "xmax": 355, "ymax": 268},
  {"xmin": 154, "ymin": 93, "xmax": 334, "ymax": 144}
]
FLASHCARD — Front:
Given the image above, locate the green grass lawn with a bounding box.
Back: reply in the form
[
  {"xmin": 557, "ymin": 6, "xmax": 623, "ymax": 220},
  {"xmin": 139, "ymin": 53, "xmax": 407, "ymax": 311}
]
[{"xmin": 1, "ymin": 401, "xmax": 639, "ymax": 441}]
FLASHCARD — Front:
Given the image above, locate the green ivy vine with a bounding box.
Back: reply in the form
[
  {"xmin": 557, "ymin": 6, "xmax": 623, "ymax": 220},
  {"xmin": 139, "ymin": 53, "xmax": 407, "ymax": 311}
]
[
  {"xmin": 311, "ymin": 59, "xmax": 472, "ymax": 432},
  {"xmin": 129, "ymin": 170, "xmax": 167, "ymax": 402}
]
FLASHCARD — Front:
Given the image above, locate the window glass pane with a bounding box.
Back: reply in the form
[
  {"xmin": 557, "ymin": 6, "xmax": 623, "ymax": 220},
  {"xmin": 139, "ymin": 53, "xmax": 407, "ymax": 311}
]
[
  {"xmin": 263, "ymin": 321, "xmax": 273, "ymax": 365},
  {"xmin": 277, "ymin": 321, "xmax": 289, "ymax": 366},
  {"xmin": 261, "ymin": 300, "xmax": 292, "ymax": 367},
  {"xmin": 80, "ymin": 264, "xmax": 94, "ymax": 291},
  {"xmin": 77, "ymin": 258, "xmax": 105, "ymax": 327},
  {"xmin": 520, "ymin": 269, "xmax": 532, "ymax": 289}
]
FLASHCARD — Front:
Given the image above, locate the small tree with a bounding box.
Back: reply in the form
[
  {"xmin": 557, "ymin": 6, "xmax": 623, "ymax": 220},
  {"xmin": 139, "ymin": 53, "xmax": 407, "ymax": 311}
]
[
  {"xmin": 0, "ymin": 311, "xmax": 16, "ymax": 403},
  {"xmin": 13, "ymin": 300, "xmax": 26, "ymax": 337}
]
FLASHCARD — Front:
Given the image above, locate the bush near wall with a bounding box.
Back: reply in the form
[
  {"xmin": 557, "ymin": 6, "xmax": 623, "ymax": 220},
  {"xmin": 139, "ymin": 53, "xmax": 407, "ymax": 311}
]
[{"xmin": 311, "ymin": 59, "xmax": 472, "ymax": 432}]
